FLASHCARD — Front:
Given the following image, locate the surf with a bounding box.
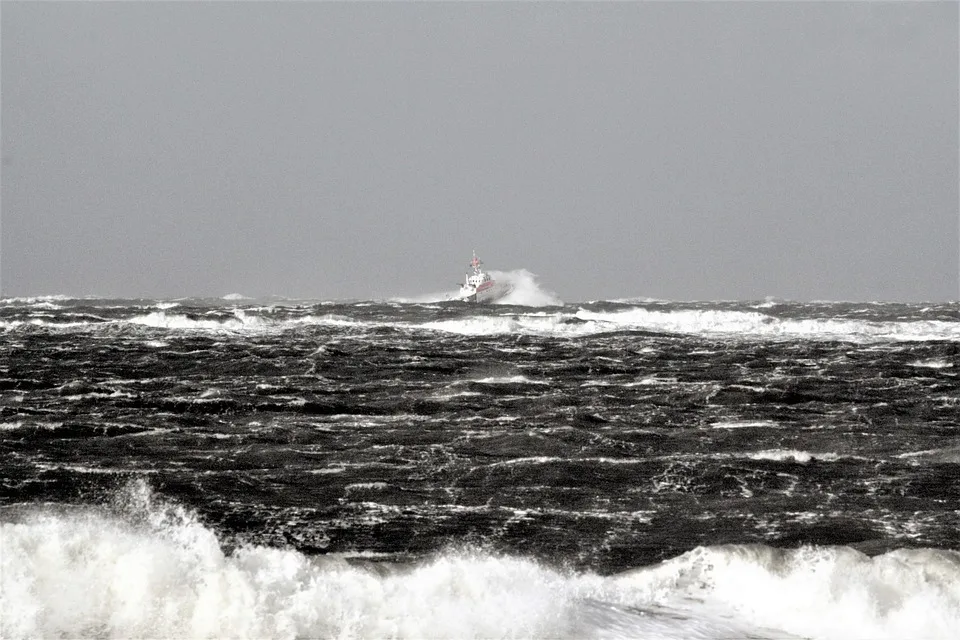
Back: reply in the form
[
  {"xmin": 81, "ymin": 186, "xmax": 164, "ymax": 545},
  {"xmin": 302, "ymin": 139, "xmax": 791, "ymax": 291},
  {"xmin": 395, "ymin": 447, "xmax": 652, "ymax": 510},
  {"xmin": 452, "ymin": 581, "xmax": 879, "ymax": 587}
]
[{"xmin": 3, "ymin": 481, "xmax": 959, "ymax": 640}]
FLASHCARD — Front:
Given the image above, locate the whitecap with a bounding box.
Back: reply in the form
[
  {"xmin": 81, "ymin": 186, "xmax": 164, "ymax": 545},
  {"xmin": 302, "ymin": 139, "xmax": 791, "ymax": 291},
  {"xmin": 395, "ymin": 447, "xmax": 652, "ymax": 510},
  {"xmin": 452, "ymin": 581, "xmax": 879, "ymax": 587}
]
[
  {"xmin": 710, "ymin": 420, "xmax": 780, "ymax": 429},
  {"xmin": 908, "ymin": 359, "xmax": 954, "ymax": 369},
  {"xmin": 574, "ymin": 307, "xmax": 960, "ymax": 343},
  {"xmin": 747, "ymin": 449, "xmax": 841, "ymax": 463},
  {"xmin": 4, "ymin": 485, "xmax": 959, "ymax": 640}
]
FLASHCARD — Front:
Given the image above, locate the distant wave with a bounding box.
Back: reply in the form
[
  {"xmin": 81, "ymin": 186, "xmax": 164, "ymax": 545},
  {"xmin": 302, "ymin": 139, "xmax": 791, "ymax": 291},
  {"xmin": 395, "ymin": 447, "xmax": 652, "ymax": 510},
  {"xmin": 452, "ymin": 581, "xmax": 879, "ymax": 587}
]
[
  {"xmin": 412, "ymin": 308, "xmax": 960, "ymax": 341},
  {"xmin": 0, "ymin": 294, "xmax": 73, "ymax": 305},
  {"xmin": 419, "ymin": 312, "xmax": 570, "ymax": 336},
  {"xmin": 3, "ymin": 299, "xmax": 960, "ymax": 342},
  {"xmin": 127, "ymin": 309, "xmax": 266, "ymax": 331},
  {"xmin": 573, "ymin": 307, "xmax": 960, "ymax": 342}
]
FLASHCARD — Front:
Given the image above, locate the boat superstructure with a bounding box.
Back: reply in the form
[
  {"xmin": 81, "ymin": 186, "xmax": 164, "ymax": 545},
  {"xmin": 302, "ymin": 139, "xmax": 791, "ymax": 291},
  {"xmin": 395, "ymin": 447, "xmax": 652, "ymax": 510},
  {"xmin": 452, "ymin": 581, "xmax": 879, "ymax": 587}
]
[{"xmin": 457, "ymin": 251, "xmax": 512, "ymax": 303}]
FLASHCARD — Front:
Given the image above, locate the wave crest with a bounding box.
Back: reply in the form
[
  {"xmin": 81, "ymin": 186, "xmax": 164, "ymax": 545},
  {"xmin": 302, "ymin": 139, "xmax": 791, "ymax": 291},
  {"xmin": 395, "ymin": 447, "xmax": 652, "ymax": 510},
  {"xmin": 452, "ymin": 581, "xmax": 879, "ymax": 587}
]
[{"xmin": 3, "ymin": 482, "xmax": 959, "ymax": 640}]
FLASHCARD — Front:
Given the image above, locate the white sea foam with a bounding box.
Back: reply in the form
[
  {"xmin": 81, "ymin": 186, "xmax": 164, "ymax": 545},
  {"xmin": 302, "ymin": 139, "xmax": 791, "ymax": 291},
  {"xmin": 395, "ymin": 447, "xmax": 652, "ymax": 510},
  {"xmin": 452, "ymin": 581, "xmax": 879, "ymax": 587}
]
[
  {"xmin": 345, "ymin": 482, "xmax": 390, "ymax": 492},
  {"xmin": 61, "ymin": 390, "xmax": 136, "ymax": 401},
  {"xmin": 0, "ymin": 295, "xmax": 72, "ymax": 305},
  {"xmin": 9, "ymin": 298, "xmax": 959, "ymax": 344},
  {"xmin": 412, "ymin": 306, "xmax": 960, "ymax": 342},
  {"xmin": 489, "ymin": 269, "xmax": 563, "ymax": 307},
  {"xmin": 1, "ymin": 319, "xmax": 101, "ymax": 331},
  {"xmin": 747, "ymin": 449, "xmax": 841, "ymax": 463},
  {"xmin": 420, "ymin": 313, "xmax": 573, "ymax": 336},
  {"xmin": 308, "ymin": 466, "xmax": 347, "ymax": 475},
  {"xmin": 710, "ymin": 420, "xmax": 780, "ymax": 429},
  {"xmin": 0, "ymin": 421, "xmax": 62, "ymax": 432},
  {"xmin": 574, "ymin": 307, "xmax": 960, "ymax": 342},
  {"xmin": 2, "ymin": 483, "xmax": 959, "ymax": 640},
  {"xmin": 433, "ymin": 390, "xmax": 484, "ymax": 400},
  {"xmin": 606, "ymin": 297, "xmax": 667, "ymax": 304},
  {"xmin": 612, "ymin": 544, "xmax": 960, "ymax": 640},
  {"xmin": 127, "ymin": 310, "xmax": 266, "ymax": 331},
  {"xmin": 897, "ymin": 446, "xmax": 960, "ymax": 464},
  {"xmin": 471, "ymin": 375, "xmax": 548, "ymax": 385},
  {"xmin": 908, "ymin": 359, "xmax": 954, "ymax": 369},
  {"xmin": 2, "ymin": 511, "xmax": 956, "ymax": 639}
]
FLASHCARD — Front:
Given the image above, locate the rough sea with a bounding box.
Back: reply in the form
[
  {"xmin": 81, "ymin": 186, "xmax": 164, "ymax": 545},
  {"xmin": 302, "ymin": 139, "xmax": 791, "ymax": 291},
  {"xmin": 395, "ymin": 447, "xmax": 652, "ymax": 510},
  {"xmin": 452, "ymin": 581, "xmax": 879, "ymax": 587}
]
[{"xmin": 3, "ymin": 275, "xmax": 959, "ymax": 639}]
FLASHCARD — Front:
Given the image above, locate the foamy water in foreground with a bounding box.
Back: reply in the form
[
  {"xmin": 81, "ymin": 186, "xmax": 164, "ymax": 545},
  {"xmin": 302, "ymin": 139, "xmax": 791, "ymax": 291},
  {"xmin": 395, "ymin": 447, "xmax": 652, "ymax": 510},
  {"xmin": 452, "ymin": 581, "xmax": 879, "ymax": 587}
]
[{"xmin": 4, "ymin": 482, "xmax": 958, "ymax": 639}]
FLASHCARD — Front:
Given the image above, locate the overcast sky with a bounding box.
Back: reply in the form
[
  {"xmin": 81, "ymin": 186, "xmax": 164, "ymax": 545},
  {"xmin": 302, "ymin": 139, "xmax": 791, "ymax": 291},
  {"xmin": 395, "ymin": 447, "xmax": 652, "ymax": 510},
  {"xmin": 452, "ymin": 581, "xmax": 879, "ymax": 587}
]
[{"xmin": 2, "ymin": 2, "xmax": 957, "ymax": 302}]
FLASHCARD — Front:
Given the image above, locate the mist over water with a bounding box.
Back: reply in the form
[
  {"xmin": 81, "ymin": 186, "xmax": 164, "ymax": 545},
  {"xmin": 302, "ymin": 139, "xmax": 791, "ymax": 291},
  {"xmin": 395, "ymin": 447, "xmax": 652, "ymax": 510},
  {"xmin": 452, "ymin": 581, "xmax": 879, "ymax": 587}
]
[{"xmin": 2, "ymin": 295, "xmax": 960, "ymax": 638}]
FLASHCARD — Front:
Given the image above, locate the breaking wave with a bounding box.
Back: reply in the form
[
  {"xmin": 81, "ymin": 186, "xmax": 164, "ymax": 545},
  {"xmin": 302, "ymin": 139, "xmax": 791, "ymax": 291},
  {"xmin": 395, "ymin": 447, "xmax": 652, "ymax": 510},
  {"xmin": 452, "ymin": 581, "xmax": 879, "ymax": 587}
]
[
  {"xmin": 3, "ymin": 299, "xmax": 959, "ymax": 342},
  {"xmin": 745, "ymin": 449, "xmax": 842, "ymax": 463},
  {"xmin": 127, "ymin": 310, "xmax": 268, "ymax": 331},
  {"xmin": 489, "ymin": 269, "xmax": 563, "ymax": 307},
  {"xmin": 0, "ymin": 295, "xmax": 73, "ymax": 305},
  {"xmin": 412, "ymin": 307, "xmax": 960, "ymax": 341},
  {"xmin": 573, "ymin": 307, "xmax": 960, "ymax": 342},
  {"xmin": 419, "ymin": 312, "xmax": 569, "ymax": 336},
  {"xmin": 2, "ymin": 481, "xmax": 959, "ymax": 640}
]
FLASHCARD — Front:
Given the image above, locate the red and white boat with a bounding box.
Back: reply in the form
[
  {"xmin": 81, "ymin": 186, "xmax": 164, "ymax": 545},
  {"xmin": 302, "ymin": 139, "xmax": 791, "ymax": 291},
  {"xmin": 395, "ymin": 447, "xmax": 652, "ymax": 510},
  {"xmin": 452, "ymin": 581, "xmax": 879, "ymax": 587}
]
[{"xmin": 457, "ymin": 251, "xmax": 512, "ymax": 303}]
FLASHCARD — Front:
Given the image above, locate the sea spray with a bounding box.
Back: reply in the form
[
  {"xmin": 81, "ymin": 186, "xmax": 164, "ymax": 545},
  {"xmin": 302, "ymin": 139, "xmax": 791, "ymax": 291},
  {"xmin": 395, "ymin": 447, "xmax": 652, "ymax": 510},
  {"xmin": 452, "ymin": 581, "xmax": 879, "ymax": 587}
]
[
  {"xmin": 394, "ymin": 269, "xmax": 561, "ymax": 307},
  {"xmin": 490, "ymin": 269, "xmax": 563, "ymax": 307},
  {"xmin": 610, "ymin": 544, "xmax": 960, "ymax": 640},
  {"xmin": 3, "ymin": 481, "xmax": 960, "ymax": 639},
  {"xmin": 0, "ymin": 481, "xmax": 577, "ymax": 639}
]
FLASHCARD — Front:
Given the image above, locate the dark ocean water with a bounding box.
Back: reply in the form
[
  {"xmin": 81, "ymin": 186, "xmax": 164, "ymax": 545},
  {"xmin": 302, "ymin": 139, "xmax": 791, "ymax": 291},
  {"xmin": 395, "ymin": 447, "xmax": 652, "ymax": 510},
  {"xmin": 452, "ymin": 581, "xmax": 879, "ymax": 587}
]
[{"xmin": 2, "ymin": 293, "xmax": 959, "ymax": 639}]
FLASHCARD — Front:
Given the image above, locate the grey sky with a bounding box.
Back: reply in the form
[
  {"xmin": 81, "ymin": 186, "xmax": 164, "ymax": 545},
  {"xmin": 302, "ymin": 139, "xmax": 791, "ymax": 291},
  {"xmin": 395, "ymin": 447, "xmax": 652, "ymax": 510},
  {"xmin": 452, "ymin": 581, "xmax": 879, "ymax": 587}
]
[{"xmin": 2, "ymin": 2, "xmax": 957, "ymax": 302}]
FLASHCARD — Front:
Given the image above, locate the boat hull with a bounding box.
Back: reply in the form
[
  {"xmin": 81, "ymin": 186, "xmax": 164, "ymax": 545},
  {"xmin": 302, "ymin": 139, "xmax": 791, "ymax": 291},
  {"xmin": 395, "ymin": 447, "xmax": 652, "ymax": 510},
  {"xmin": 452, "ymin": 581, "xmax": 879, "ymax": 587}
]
[{"xmin": 458, "ymin": 280, "xmax": 512, "ymax": 304}]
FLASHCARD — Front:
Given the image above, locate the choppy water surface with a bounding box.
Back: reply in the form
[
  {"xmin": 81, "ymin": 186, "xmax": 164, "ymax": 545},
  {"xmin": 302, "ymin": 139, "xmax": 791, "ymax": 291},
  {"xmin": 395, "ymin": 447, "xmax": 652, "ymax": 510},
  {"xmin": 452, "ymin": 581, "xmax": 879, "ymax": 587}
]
[{"xmin": 2, "ymin": 296, "xmax": 959, "ymax": 639}]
